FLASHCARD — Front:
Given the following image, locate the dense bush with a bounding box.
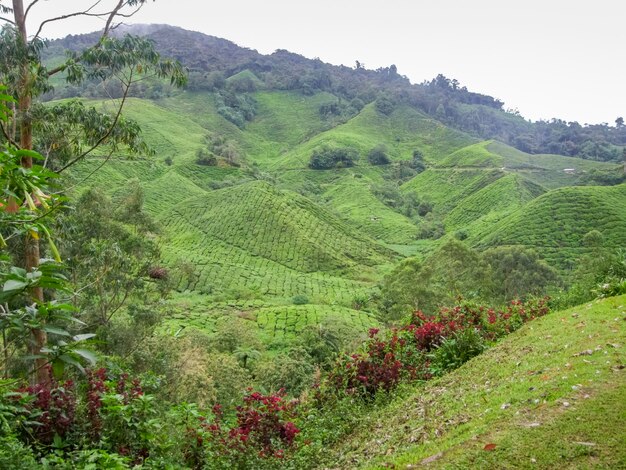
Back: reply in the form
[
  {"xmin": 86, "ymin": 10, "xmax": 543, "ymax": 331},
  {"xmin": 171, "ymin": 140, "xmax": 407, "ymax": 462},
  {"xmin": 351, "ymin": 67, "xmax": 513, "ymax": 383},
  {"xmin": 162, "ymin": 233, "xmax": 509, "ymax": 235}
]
[
  {"xmin": 215, "ymin": 90, "xmax": 257, "ymax": 128},
  {"xmin": 309, "ymin": 146, "xmax": 358, "ymax": 169},
  {"xmin": 187, "ymin": 390, "xmax": 301, "ymax": 467},
  {"xmin": 367, "ymin": 144, "xmax": 391, "ymax": 165},
  {"xmin": 323, "ymin": 298, "xmax": 550, "ymax": 398},
  {"xmin": 0, "ymin": 296, "xmax": 551, "ymax": 468},
  {"xmin": 375, "ymin": 95, "xmax": 395, "ymax": 115}
]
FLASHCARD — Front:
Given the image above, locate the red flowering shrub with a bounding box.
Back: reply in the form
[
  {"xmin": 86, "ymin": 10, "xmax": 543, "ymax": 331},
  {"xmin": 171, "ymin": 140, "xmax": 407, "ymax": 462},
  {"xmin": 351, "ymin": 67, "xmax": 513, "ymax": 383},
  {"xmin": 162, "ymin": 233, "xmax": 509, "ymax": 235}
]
[
  {"xmin": 12, "ymin": 367, "xmax": 151, "ymax": 465},
  {"xmin": 17, "ymin": 377, "xmax": 76, "ymax": 444},
  {"xmin": 326, "ymin": 327, "xmax": 431, "ymax": 397},
  {"xmin": 483, "ymin": 297, "xmax": 551, "ymax": 339},
  {"xmin": 199, "ymin": 389, "xmax": 301, "ymax": 465},
  {"xmin": 324, "ymin": 298, "xmax": 550, "ymax": 398}
]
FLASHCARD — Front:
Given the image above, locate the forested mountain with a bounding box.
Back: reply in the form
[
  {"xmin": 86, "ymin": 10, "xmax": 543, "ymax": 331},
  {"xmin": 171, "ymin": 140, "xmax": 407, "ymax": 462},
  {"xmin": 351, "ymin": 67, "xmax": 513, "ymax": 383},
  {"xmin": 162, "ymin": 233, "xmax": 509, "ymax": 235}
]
[{"xmin": 46, "ymin": 24, "xmax": 626, "ymax": 163}]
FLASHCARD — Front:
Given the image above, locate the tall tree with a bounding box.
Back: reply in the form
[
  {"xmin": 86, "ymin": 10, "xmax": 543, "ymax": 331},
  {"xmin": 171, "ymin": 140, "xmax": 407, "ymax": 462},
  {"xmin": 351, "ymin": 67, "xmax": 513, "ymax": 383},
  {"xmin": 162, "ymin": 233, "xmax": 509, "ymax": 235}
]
[{"xmin": 0, "ymin": 0, "xmax": 186, "ymax": 384}]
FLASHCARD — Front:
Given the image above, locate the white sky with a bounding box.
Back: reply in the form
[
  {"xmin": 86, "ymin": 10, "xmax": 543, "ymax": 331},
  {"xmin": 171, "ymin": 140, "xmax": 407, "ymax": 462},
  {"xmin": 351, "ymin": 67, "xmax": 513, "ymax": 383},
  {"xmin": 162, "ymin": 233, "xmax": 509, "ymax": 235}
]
[{"xmin": 8, "ymin": 0, "xmax": 626, "ymax": 124}]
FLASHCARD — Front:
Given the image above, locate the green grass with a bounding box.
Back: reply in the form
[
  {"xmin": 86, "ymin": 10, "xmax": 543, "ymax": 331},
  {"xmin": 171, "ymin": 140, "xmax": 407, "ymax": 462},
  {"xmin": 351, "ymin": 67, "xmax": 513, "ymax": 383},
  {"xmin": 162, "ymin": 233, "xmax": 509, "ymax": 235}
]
[
  {"xmin": 487, "ymin": 141, "xmax": 620, "ymax": 189},
  {"xmin": 321, "ymin": 176, "xmax": 417, "ymax": 244},
  {"xmin": 161, "ymin": 295, "xmax": 379, "ymax": 345},
  {"xmin": 327, "ymin": 294, "xmax": 626, "ymax": 469},
  {"xmin": 255, "ymin": 304, "xmax": 379, "ymax": 343},
  {"xmin": 105, "ymin": 98, "xmax": 207, "ymax": 163},
  {"xmin": 271, "ymin": 103, "xmax": 474, "ymax": 170},
  {"xmin": 438, "ymin": 140, "xmax": 503, "ymax": 168},
  {"xmin": 61, "ymin": 92, "xmax": 626, "ymax": 358}
]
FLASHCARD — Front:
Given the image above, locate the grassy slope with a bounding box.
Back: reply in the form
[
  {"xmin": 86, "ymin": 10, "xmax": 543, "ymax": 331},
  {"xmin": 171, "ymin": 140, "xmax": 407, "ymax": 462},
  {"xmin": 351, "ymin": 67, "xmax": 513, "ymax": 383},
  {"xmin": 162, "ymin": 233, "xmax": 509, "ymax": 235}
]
[
  {"xmin": 400, "ymin": 139, "xmax": 619, "ymax": 257},
  {"xmin": 401, "ymin": 167, "xmax": 505, "ymax": 212},
  {"xmin": 328, "ymin": 294, "xmax": 626, "ymax": 469},
  {"xmin": 487, "ymin": 141, "xmax": 620, "ymax": 189},
  {"xmin": 161, "ymin": 295, "xmax": 379, "ymax": 345},
  {"xmin": 272, "ymin": 103, "xmax": 474, "ymax": 170},
  {"xmin": 67, "ymin": 92, "xmax": 625, "ymax": 337}
]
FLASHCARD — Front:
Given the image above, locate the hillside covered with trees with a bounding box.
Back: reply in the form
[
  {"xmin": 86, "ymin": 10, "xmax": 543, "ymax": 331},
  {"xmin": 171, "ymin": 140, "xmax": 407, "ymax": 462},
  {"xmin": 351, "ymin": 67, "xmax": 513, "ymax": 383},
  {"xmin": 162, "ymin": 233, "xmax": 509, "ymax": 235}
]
[
  {"xmin": 1, "ymin": 2, "xmax": 625, "ymax": 468},
  {"xmin": 46, "ymin": 24, "xmax": 626, "ymax": 164}
]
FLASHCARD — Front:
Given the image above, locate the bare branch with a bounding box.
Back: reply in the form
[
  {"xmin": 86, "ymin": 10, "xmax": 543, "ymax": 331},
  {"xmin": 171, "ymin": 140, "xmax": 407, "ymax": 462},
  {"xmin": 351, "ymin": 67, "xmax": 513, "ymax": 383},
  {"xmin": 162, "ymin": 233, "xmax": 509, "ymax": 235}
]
[
  {"xmin": 102, "ymin": 0, "xmax": 124, "ymax": 37},
  {"xmin": 33, "ymin": 0, "xmax": 104, "ymax": 40},
  {"xmin": 0, "ymin": 121, "xmax": 18, "ymax": 147},
  {"xmin": 0, "ymin": 15, "xmax": 15, "ymax": 24},
  {"xmin": 105, "ymin": 4, "xmax": 142, "ymax": 35},
  {"xmin": 24, "ymin": 0, "xmax": 41, "ymax": 20}
]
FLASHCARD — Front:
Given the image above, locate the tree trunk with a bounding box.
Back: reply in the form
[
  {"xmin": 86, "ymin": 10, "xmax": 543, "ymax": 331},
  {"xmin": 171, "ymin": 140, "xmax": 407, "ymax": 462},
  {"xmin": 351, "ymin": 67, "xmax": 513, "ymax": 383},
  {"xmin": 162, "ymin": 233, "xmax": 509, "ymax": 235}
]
[{"xmin": 13, "ymin": 0, "xmax": 50, "ymax": 386}]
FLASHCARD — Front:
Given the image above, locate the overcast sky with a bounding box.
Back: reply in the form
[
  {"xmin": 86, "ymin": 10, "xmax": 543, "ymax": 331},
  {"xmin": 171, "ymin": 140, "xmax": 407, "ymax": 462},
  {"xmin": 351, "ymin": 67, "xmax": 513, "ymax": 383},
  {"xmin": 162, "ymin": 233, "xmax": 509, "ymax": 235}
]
[{"xmin": 9, "ymin": 0, "xmax": 626, "ymax": 125}]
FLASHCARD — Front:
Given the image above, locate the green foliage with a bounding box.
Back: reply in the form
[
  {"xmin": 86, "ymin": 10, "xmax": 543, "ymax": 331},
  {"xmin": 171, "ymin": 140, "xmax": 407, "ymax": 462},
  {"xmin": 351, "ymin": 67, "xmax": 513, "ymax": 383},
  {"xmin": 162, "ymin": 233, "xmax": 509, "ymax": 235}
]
[
  {"xmin": 57, "ymin": 187, "xmax": 162, "ymax": 334},
  {"xmin": 292, "ymin": 294, "xmax": 309, "ymax": 305},
  {"xmin": 476, "ymin": 184, "xmax": 626, "ymax": 270},
  {"xmin": 309, "ymin": 145, "xmax": 358, "ymax": 169},
  {"xmin": 371, "ymin": 181, "xmax": 421, "ymax": 218},
  {"xmin": 380, "ymin": 240, "xmax": 490, "ymax": 319},
  {"xmin": 374, "ymin": 95, "xmax": 395, "ymax": 115},
  {"xmin": 367, "ymin": 144, "xmax": 391, "ymax": 165},
  {"xmin": 483, "ymin": 246, "xmax": 560, "ymax": 302},
  {"xmin": 215, "ymin": 90, "xmax": 257, "ymax": 128},
  {"xmin": 429, "ymin": 327, "xmax": 486, "ymax": 375},
  {"xmin": 255, "ymin": 347, "xmax": 316, "ymax": 396},
  {"xmin": 195, "ymin": 148, "xmax": 217, "ymax": 166},
  {"xmin": 198, "ymin": 133, "xmax": 242, "ymax": 167}
]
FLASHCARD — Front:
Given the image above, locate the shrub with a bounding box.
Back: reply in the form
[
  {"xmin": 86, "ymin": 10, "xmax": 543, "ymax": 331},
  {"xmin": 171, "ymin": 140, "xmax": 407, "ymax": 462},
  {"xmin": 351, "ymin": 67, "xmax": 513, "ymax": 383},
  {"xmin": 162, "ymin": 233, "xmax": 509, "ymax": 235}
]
[
  {"xmin": 324, "ymin": 298, "xmax": 550, "ymax": 398},
  {"xmin": 215, "ymin": 90, "xmax": 257, "ymax": 128},
  {"xmin": 429, "ymin": 328, "xmax": 486, "ymax": 375},
  {"xmin": 410, "ymin": 149, "xmax": 426, "ymax": 172},
  {"xmin": 375, "ymin": 95, "xmax": 395, "ymax": 115},
  {"xmin": 255, "ymin": 348, "xmax": 316, "ymax": 396},
  {"xmin": 367, "ymin": 144, "xmax": 390, "ymax": 165},
  {"xmin": 309, "ymin": 146, "xmax": 358, "ymax": 169},
  {"xmin": 292, "ymin": 294, "xmax": 309, "ymax": 305},
  {"xmin": 200, "ymin": 390, "xmax": 301, "ymax": 466},
  {"xmin": 196, "ymin": 149, "xmax": 217, "ymax": 166},
  {"xmin": 16, "ymin": 378, "xmax": 77, "ymax": 445}
]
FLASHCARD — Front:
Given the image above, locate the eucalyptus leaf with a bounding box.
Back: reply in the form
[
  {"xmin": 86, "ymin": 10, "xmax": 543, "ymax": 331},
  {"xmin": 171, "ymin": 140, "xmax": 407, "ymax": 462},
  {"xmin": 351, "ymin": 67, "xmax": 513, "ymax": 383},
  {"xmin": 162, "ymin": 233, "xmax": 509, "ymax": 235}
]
[
  {"xmin": 73, "ymin": 348, "xmax": 97, "ymax": 365},
  {"xmin": 43, "ymin": 325, "xmax": 71, "ymax": 336},
  {"xmin": 3, "ymin": 279, "xmax": 27, "ymax": 292},
  {"xmin": 72, "ymin": 333, "xmax": 96, "ymax": 342}
]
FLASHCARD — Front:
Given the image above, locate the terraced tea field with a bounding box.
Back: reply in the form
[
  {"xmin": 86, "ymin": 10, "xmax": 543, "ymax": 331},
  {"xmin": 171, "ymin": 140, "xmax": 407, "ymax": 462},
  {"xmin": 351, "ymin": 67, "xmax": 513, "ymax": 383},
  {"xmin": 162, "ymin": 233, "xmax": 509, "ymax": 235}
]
[
  {"xmin": 474, "ymin": 183, "xmax": 626, "ymax": 269},
  {"xmin": 157, "ymin": 181, "xmax": 394, "ymax": 301},
  {"xmin": 162, "ymin": 297, "xmax": 379, "ymax": 344},
  {"xmin": 255, "ymin": 304, "xmax": 379, "ymax": 342}
]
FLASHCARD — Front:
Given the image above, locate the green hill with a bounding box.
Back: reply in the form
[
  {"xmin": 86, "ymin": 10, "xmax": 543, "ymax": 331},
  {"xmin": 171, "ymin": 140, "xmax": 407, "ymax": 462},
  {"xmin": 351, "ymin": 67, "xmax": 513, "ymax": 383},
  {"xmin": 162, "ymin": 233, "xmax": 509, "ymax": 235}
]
[
  {"xmin": 401, "ymin": 167, "xmax": 504, "ymax": 212},
  {"xmin": 474, "ymin": 183, "xmax": 626, "ymax": 269},
  {"xmin": 156, "ymin": 181, "xmax": 395, "ymax": 301},
  {"xmin": 272, "ymin": 103, "xmax": 474, "ymax": 170},
  {"xmin": 63, "ymin": 91, "xmax": 625, "ymax": 345},
  {"xmin": 328, "ymin": 294, "xmax": 626, "ymax": 469},
  {"xmin": 445, "ymin": 173, "xmax": 545, "ymax": 231}
]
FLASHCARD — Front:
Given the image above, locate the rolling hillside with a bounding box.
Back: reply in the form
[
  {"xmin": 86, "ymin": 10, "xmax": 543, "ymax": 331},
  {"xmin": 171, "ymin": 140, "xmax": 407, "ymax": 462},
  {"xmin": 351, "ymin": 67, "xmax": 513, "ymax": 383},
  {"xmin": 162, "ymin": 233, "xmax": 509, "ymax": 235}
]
[{"xmin": 63, "ymin": 87, "xmax": 623, "ymax": 343}]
